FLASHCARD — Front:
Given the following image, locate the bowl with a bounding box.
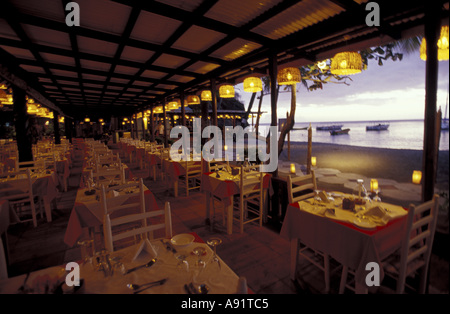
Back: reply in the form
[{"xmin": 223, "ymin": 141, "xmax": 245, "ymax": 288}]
[{"xmin": 170, "ymin": 233, "xmax": 195, "ymax": 247}]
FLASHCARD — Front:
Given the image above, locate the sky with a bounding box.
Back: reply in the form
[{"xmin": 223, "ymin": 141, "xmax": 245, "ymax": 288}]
[{"xmin": 235, "ymin": 49, "xmax": 449, "ymax": 124}]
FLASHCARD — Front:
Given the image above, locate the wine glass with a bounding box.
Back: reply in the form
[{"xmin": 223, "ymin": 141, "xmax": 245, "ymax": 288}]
[
  {"xmin": 313, "ymin": 189, "xmax": 321, "ymax": 205},
  {"xmin": 207, "ymin": 237, "xmax": 222, "ymax": 269},
  {"xmin": 77, "ymin": 239, "xmax": 94, "ymax": 266},
  {"xmin": 192, "ymin": 246, "xmax": 206, "ymax": 268},
  {"xmin": 373, "ymin": 189, "xmax": 381, "ymax": 203}
]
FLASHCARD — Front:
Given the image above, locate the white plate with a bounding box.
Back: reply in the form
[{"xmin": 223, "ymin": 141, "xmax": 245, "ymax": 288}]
[
  {"xmin": 352, "ymin": 217, "xmax": 377, "ymax": 230},
  {"xmin": 171, "ymin": 233, "xmax": 195, "ymax": 247}
]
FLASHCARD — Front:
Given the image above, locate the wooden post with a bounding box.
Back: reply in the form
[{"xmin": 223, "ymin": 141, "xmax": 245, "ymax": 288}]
[
  {"xmin": 180, "ymin": 92, "xmax": 186, "ymax": 127},
  {"xmin": 210, "ymin": 79, "xmax": 218, "ymax": 127},
  {"xmin": 53, "ymin": 110, "xmax": 61, "ymax": 145},
  {"xmin": 163, "ymin": 100, "xmax": 168, "ymax": 148},
  {"xmin": 422, "ymin": 2, "xmax": 440, "ymax": 202},
  {"xmin": 287, "ymin": 112, "xmax": 290, "ymax": 161},
  {"xmin": 12, "ymin": 86, "xmax": 33, "ymax": 162},
  {"xmin": 307, "ymin": 124, "xmax": 312, "ymax": 174},
  {"xmin": 269, "ymin": 53, "xmax": 278, "ymax": 178}
]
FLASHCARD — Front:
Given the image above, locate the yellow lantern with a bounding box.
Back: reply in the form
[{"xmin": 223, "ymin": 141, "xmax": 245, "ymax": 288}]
[
  {"xmin": 219, "ymin": 85, "xmax": 235, "ymax": 98},
  {"xmin": 330, "ymin": 52, "xmax": 363, "ymax": 75},
  {"xmin": 420, "ymin": 26, "xmax": 449, "ymax": 61},
  {"xmin": 290, "ymin": 164, "xmax": 296, "ymax": 174},
  {"xmin": 370, "ymin": 179, "xmax": 379, "ymax": 192},
  {"xmin": 311, "ymin": 156, "xmax": 317, "ymax": 167},
  {"xmin": 412, "ymin": 171, "xmax": 422, "ymax": 185},
  {"xmin": 187, "ymin": 95, "xmax": 200, "ymax": 105},
  {"xmin": 277, "ymin": 67, "xmax": 301, "ymax": 85},
  {"xmin": 243, "ymin": 77, "xmax": 263, "ymax": 93},
  {"xmin": 201, "ymin": 90, "xmax": 212, "ymax": 101}
]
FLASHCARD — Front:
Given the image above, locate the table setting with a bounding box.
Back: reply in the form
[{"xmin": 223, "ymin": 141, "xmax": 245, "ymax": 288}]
[{"xmin": 1, "ymin": 233, "xmax": 239, "ymax": 294}]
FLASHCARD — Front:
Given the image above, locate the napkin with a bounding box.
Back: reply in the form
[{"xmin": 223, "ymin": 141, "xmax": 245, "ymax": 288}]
[
  {"xmin": 132, "ymin": 238, "xmax": 158, "ymax": 262},
  {"xmin": 318, "ymin": 191, "xmax": 330, "ymax": 203},
  {"xmin": 363, "ymin": 205, "xmax": 389, "ymax": 225},
  {"xmin": 108, "ymin": 190, "xmax": 120, "ymax": 198}
]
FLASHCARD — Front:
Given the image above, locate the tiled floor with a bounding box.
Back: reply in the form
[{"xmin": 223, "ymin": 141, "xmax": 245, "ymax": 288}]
[{"xmin": 3, "ymin": 148, "xmax": 449, "ymax": 294}]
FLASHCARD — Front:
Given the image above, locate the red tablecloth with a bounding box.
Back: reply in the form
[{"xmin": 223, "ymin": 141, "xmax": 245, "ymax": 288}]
[{"xmin": 280, "ymin": 201, "xmax": 407, "ymax": 292}]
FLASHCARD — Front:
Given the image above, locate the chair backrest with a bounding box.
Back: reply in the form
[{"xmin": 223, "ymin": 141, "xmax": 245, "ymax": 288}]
[
  {"xmin": 397, "ymin": 194, "xmax": 440, "ymax": 294},
  {"xmin": 207, "ymin": 160, "xmax": 229, "ymax": 172},
  {"xmin": 100, "ymin": 179, "xmax": 145, "ymax": 216},
  {"xmin": 0, "ymin": 168, "xmax": 34, "ymax": 202},
  {"xmin": 95, "ymin": 163, "xmax": 125, "ymax": 184},
  {"xmin": 104, "ymin": 200, "xmax": 173, "ymax": 252},
  {"xmin": 287, "ymin": 170, "xmax": 317, "ymax": 203},
  {"xmin": 239, "ymin": 164, "xmax": 264, "ymax": 196}
]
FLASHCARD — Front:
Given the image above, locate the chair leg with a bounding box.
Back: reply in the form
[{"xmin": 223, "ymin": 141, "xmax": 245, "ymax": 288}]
[
  {"xmin": 339, "ymin": 266, "xmax": 348, "ymax": 294},
  {"xmin": 324, "ymin": 253, "xmax": 330, "ymax": 293}
]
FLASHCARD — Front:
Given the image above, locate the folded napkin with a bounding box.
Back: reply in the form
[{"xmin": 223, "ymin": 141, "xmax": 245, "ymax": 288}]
[
  {"xmin": 108, "ymin": 190, "xmax": 120, "ymax": 198},
  {"xmin": 132, "ymin": 238, "xmax": 158, "ymax": 262},
  {"xmin": 363, "ymin": 205, "xmax": 389, "ymax": 225}
]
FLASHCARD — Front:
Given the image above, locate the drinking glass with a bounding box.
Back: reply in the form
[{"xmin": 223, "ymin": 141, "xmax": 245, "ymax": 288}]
[
  {"xmin": 77, "ymin": 239, "xmax": 94, "ymax": 266},
  {"xmin": 207, "ymin": 237, "xmax": 222, "ymax": 270},
  {"xmin": 373, "ymin": 189, "xmax": 381, "ymax": 203}
]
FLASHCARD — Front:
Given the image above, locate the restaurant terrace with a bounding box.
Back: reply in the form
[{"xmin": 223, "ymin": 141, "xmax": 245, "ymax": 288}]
[{"xmin": 0, "ymin": 0, "xmax": 448, "ymax": 297}]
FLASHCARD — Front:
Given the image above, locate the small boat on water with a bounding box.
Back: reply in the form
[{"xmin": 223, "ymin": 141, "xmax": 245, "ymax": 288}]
[
  {"xmin": 366, "ymin": 123, "xmax": 390, "ymax": 131},
  {"xmin": 317, "ymin": 124, "xmax": 343, "ymax": 131},
  {"xmin": 330, "ymin": 128, "xmax": 350, "ymax": 135}
]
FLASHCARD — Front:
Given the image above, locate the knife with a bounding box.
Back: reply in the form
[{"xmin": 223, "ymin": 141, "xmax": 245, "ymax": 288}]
[{"xmin": 125, "ymin": 258, "xmax": 157, "ymax": 274}]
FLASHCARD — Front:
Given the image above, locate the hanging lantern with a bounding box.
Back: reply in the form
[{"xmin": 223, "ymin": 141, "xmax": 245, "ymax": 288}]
[
  {"xmin": 277, "ymin": 67, "xmax": 301, "ymax": 85},
  {"xmin": 412, "ymin": 170, "xmax": 422, "ymax": 185},
  {"xmin": 219, "ymin": 84, "xmax": 235, "ymax": 98},
  {"xmin": 311, "ymin": 156, "xmax": 317, "ymax": 167},
  {"xmin": 243, "ymin": 77, "xmax": 263, "ymax": 93},
  {"xmin": 153, "ymin": 106, "xmax": 163, "ymax": 114},
  {"xmin": 84, "ymin": 117, "xmax": 90, "ymax": 123},
  {"xmin": 370, "ymin": 179, "xmax": 379, "ymax": 192},
  {"xmin": 187, "ymin": 95, "xmax": 200, "ymax": 105},
  {"xmin": 330, "ymin": 52, "xmax": 363, "ymax": 75},
  {"xmin": 165, "ymin": 100, "xmax": 180, "ymax": 111},
  {"xmin": 420, "ymin": 26, "xmax": 449, "ymax": 61},
  {"xmin": 201, "ymin": 90, "xmax": 212, "ymax": 101}
]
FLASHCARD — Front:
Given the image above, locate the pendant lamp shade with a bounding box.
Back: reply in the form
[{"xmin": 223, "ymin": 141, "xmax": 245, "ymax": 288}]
[
  {"xmin": 219, "ymin": 84, "xmax": 235, "ymax": 98},
  {"xmin": 187, "ymin": 95, "xmax": 200, "ymax": 105},
  {"xmin": 165, "ymin": 100, "xmax": 180, "ymax": 111},
  {"xmin": 243, "ymin": 77, "xmax": 263, "ymax": 92},
  {"xmin": 330, "ymin": 52, "xmax": 363, "ymax": 75},
  {"xmin": 201, "ymin": 90, "xmax": 212, "ymax": 101},
  {"xmin": 277, "ymin": 67, "xmax": 301, "ymax": 85},
  {"xmin": 153, "ymin": 106, "xmax": 163, "ymax": 114},
  {"xmin": 420, "ymin": 26, "xmax": 449, "ymax": 61}
]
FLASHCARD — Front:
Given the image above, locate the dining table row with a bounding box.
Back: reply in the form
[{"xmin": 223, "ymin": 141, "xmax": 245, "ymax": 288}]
[
  {"xmin": 2, "ymin": 137, "xmax": 440, "ymax": 294},
  {"xmin": 6, "ymin": 138, "xmax": 249, "ymax": 294}
]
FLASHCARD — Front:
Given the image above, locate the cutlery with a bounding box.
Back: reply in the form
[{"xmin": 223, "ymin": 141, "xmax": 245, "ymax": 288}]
[
  {"xmin": 124, "ymin": 258, "xmax": 157, "ymax": 274},
  {"xmin": 133, "ymin": 279, "xmax": 167, "ymax": 294},
  {"xmin": 185, "ymin": 282, "xmax": 209, "ymax": 294},
  {"xmin": 127, "ymin": 278, "xmax": 168, "ymax": 291},
  {"xmin": 161, "ymin": 239, "xmax": 177, "ymax": 253}
]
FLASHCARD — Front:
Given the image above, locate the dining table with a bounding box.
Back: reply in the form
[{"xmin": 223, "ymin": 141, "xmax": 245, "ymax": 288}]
[
  {"xmin": 0, "ymin": 170, "xmax": 58, "ymax": 223},
  {"xmin": 0, "ymin": 233, "xmax": 241, "ymax": 294},
  {"xmin": 280, "ymin": 192, "xmax": 408, "ymax": 293},
  {"xmin": 202, "ymin": 169, "xmax": 271, "ymax": 235},
  {"xmin": 64, "ymin": 182, "xmax": 160, "ymax": 248}
]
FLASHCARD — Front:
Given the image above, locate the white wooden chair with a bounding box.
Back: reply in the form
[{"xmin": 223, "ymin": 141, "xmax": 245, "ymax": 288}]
[
  {"xmin": 287, "ymin": 170, "xmax": 331, "ymax": 293},
  {"xmin": 94, "ymin": 162, "xmax": 125, "ymax": 186},
  {"xmin": 233, "ymin": 164, "xmax": 264, "ymax": 233},
  {"xmin": 179, "ymin": 161, "xmax": 202, "ymax": 196},
  {"xmin": 103, "ymin": 196, "xmax": 173, "ymax": 252},
  {"xmin": 0, "ymin": 169, "xmax": 39, "ymax": 227},
  {"xmin": 287, "ymin": 170, "xmax": 317, "ymax": 203},
  {"xmin": 339, "ymin": 194, "xmax": 440, "ymax": 294}
]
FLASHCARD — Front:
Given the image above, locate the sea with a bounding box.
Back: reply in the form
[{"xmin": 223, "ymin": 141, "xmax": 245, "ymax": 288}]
[{"xmin": 256, "ymin": 120, "xmax": 449, "ymax": 151}]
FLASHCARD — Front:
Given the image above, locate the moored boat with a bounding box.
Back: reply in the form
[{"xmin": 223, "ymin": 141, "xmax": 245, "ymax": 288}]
[
  {"xmin": 366, "ymin": 123, "xmax": 390, "ymax": 131},
  {"xmin": 330, "ymin": 128, "xmax": 350, "ymax": 135},
  {"xmin": 317, "ymin": 124, "xmax": 343, "ymax": 131}
]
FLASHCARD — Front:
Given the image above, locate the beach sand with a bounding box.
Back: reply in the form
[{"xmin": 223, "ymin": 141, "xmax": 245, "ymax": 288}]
[{"xmin": 279, "ymin": 141, "xmax": 449, "ymax": 193}]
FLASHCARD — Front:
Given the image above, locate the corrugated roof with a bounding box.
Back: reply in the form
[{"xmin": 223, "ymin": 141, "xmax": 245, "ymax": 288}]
[{"xmin": 0, "ymin": 0, "xmax": 446, "ymax": 119}]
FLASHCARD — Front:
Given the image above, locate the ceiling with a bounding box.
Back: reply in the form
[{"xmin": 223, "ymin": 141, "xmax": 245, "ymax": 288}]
[{"xmin": 0, "ymin": 0, "xmax": 448, "ymax": 120}]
